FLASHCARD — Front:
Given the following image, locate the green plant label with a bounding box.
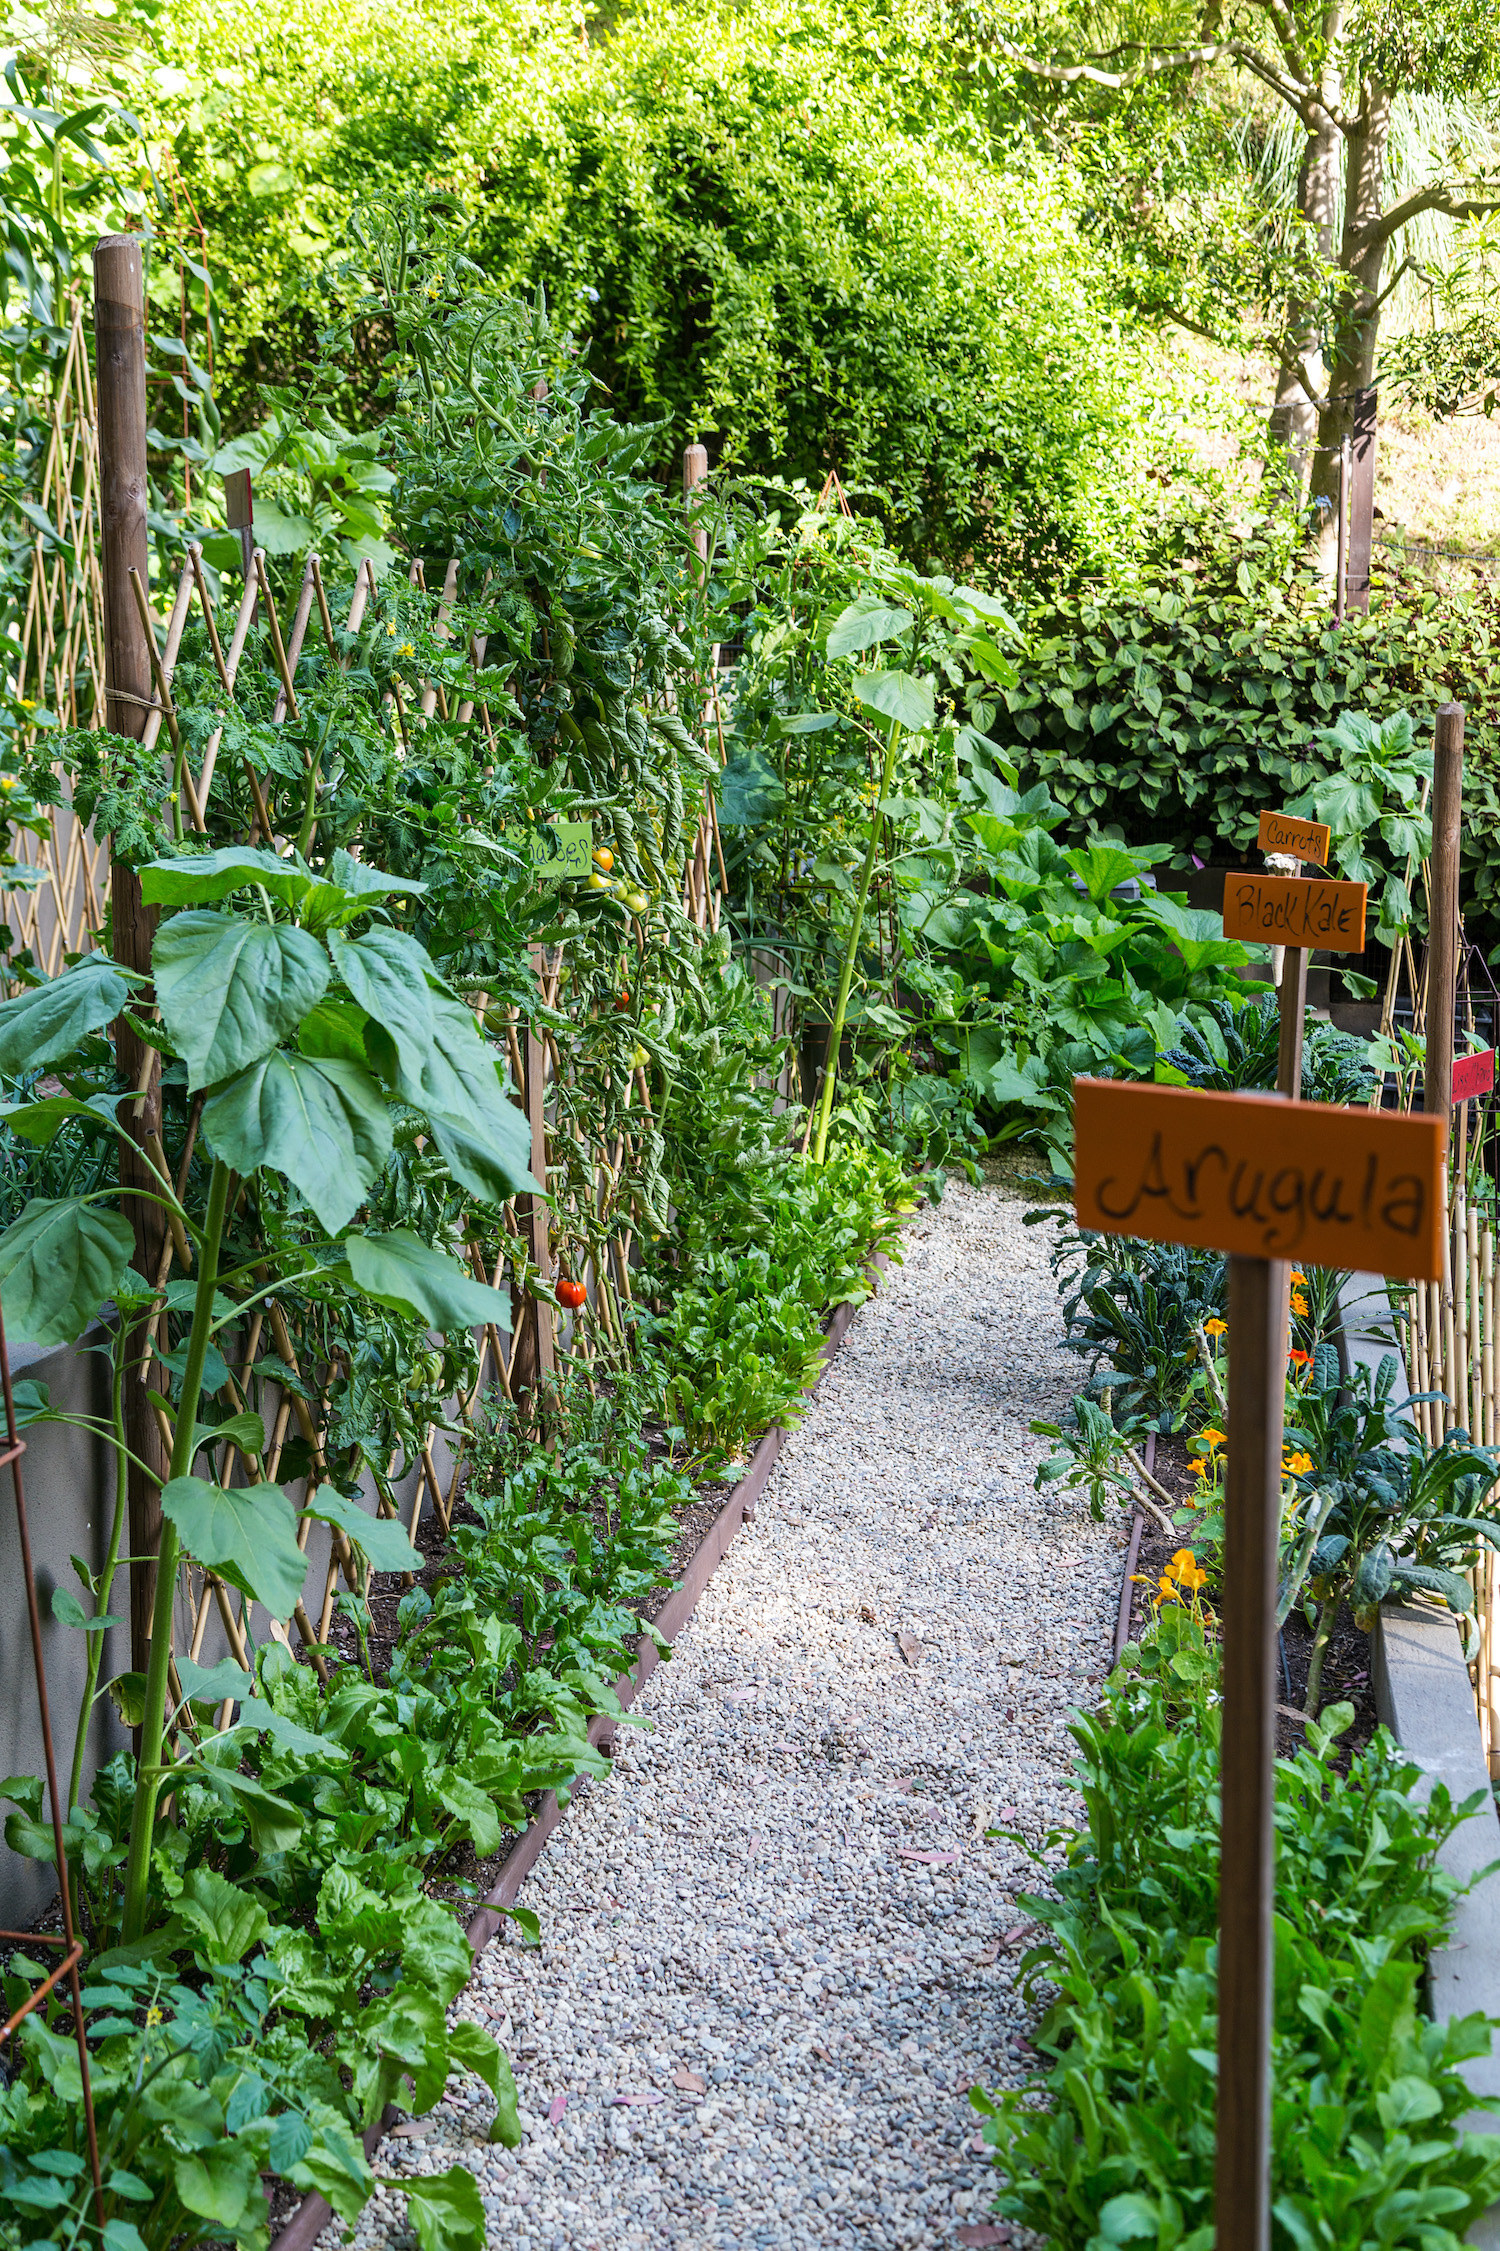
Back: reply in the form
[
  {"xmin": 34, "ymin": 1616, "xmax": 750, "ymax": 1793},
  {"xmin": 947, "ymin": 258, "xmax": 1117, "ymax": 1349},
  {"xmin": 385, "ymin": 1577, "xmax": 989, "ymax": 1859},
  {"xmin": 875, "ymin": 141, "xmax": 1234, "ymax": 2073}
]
[{"xmin": 504, "ymin": 819, "xmax": 592, "ymax": 884}]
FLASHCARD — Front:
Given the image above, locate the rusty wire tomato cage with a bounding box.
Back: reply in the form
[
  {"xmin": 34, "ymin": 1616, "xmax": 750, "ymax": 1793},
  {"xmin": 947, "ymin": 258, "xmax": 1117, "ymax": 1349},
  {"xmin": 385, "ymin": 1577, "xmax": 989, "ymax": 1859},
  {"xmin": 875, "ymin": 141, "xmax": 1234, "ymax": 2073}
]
[{"xmin": 0, "ymin": 1300, "xmax": 104, "ymax": 2222}]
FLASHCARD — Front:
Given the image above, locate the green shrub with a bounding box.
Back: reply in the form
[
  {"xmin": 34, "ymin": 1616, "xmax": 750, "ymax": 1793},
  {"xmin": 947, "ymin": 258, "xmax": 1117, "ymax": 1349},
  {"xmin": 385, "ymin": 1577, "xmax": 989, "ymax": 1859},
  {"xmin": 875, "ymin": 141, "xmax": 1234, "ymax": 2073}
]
[
  {"xmin": 991, "ymin": 517, "xmax": 1500, "ymax": 952},
  {"xmin": 469, "ymin": 0, "xmax": 1208, "ymax": 577}
]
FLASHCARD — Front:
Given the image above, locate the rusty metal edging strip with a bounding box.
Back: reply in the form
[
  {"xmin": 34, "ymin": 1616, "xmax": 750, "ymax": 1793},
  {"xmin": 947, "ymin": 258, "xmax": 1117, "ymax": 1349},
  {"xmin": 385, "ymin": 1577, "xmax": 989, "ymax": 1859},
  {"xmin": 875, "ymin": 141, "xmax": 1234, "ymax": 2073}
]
[
  {"xmin": 271, "ymin": 1261, "xmax": 881, "ymax": 2251},
  {"xmin": 1111, "ymin": 1430, "xmax": 1155, "ymax": 1665}
]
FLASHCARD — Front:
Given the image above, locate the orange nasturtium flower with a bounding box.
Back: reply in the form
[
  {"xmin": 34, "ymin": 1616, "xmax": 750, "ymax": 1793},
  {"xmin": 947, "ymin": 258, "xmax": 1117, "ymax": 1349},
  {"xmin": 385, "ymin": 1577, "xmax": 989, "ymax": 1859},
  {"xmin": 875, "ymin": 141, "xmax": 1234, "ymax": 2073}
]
[
  {"xmin": 1189, "ymin": 1456, "xmax": 1210, "ymax": 1479},
  {"xmin": 1203, "ymin": 1317, "xmax": 1227, "ymax": 1339},
  {"xmin": 1201, "ymin": 1428, "xmax": 1226, "ymax": 1452},
  {"xmin": 1284, "ymin": 1451, "xmax": 1315, "ymax": 1476},
  {"xmin": 1291, "ymin": 1290, "xmax": 1310, "ymax": 1318},
  {"xmin": 1168, "ymin": 1548, "xmax": 1208, "ymax": 1592},
  {"xmin": 1288, "ymin": 1349, "xmax": 1312, "ymax": 1371}
]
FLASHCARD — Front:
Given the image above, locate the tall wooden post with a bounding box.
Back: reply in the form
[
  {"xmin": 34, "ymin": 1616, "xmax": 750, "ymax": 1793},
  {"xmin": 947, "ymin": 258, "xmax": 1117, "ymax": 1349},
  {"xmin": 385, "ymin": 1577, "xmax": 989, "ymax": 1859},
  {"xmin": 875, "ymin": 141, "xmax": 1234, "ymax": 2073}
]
[
  {"xmin": 95, "ymin": 234, "xmax": 170, "ymax": 1683},
  {"xmin": 1274, "ymin": 855, "xmax": 1308, "ymax": 1102},
  {"xmin": 1216, "ymin": 1250, "xmax": 1288, "ymax": 2251},
  {"xmin": 508, "ymin": 947, "xmax": 554, "ymax": 1401},
  {"xmin": 1426, "ymin": 705, "xmax": 1464, "ymax": 1131},
  {"xmin": 682, "ymin": 442, "xmax": 709, "ymax": 580}
]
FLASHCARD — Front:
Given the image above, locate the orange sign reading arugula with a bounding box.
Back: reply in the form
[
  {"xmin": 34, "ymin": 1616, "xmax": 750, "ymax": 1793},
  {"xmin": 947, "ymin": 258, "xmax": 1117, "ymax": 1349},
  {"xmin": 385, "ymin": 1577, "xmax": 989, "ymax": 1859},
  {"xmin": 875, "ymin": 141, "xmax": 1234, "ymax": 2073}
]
[
  {"xmin": 1256, "ymin": 810, "xmax": 1332, "ymax": 863},
  {"xmin": 1073, "ymin": 1080, "xmax": 1444, "ymax": 1279},
  {"xmin": 1222, "ymin": 872, "xmax": 1366, "ymax": 953}
]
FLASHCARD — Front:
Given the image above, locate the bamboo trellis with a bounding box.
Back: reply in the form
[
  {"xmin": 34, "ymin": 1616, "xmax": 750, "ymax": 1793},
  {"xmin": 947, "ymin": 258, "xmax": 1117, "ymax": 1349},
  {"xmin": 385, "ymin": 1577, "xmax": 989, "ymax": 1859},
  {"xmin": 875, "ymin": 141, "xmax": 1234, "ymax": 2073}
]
[
  {"xmin": 3, "ymin": 297, "xmax": 109, "ymax": 972},
  {"xmin": 100, "ymin": 529, "xmax": 727, "ymax": 1712},
  {"xmin": 1367, "ymin": 808, "xmax": 1500, "ymax": 1770}
]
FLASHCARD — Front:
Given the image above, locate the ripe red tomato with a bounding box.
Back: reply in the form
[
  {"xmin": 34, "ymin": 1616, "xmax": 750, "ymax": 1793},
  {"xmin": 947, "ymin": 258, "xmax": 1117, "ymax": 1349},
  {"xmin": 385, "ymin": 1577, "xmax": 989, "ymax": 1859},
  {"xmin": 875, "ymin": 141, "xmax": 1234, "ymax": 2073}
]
[{"xmin": 557, "ymin": 1277, "xmax": 587, "ymax": 1310}]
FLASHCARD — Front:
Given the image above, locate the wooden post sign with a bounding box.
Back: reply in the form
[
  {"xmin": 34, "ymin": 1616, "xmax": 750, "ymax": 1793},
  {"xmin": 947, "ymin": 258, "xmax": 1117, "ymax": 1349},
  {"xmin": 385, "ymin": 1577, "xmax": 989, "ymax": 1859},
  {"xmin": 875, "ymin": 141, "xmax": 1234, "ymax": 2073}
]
[
  {"xmin": 1074, "ymin": 1078, "xmax": 1445, "ymax": 2251},
  {"xmin": 1222, "ymin": 872, "xmax": 1366, "ymax": 953},
  {"xmin": 1256, "ymin": 810, "xmax": 1331, "ymax": 864},
  {"xmin": 1225, "ymin": 856, "xmax": 1366, "ymax": 1102}
]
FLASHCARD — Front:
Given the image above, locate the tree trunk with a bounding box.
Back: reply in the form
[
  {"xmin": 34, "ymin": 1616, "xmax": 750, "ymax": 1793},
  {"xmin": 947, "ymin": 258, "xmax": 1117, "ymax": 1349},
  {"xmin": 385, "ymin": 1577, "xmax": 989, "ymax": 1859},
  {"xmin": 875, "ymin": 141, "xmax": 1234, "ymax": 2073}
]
[
  {"xmin": 1266, "ymin": 109, "xmax": 1339, "ymax": 496},
  {"xmin": 1308, "ymin": 80, "xmax": 1392, "ymax": 572}
]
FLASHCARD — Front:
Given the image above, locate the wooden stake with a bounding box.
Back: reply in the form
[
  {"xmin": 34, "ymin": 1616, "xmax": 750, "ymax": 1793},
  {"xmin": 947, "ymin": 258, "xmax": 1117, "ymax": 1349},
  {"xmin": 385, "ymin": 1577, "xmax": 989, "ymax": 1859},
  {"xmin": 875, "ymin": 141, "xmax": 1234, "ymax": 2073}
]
[
  {"xmin": 95, "ymin": 233, "xmax": 171, "ymax": 1691},
  {"xmin": 1426, "ymin": 705, "xmax": 1464, "ymax": 1133},
  {"xmin": 1217, "ymin": 1251, "xmax": 1288, "ymax": 2251}
]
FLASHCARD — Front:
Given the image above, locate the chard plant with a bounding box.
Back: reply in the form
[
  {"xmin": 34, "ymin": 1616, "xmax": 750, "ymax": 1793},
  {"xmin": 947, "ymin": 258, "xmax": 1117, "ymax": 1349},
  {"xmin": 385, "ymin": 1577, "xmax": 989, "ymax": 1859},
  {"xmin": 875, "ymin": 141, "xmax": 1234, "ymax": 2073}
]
[{"xmin": 0, "ymin": 841, "xmax": 533, "ymax": 1944}]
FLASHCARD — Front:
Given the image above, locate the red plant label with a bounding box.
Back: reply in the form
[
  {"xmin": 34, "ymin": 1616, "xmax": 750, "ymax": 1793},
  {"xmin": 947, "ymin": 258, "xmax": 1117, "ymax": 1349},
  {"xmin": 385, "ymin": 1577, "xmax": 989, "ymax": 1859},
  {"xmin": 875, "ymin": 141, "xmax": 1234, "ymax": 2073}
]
[{"xmin": 1453, "ymin": 1049, "xmax": 1496, "ymax": 1104}]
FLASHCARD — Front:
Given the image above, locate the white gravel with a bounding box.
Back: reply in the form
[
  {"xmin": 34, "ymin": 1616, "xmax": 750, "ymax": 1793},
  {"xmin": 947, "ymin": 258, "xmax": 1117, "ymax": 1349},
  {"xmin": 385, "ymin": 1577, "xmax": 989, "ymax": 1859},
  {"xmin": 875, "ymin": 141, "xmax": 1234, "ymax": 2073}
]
[{"xmin": 341, "ymin": 1175, "xmax": 1125, "ymax": 2251}]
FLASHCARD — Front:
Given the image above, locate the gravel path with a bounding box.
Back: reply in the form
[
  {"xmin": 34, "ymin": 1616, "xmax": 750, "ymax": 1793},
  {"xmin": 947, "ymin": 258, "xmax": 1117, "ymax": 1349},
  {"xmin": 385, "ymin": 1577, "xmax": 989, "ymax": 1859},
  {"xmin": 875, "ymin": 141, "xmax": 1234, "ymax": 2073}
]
[{"xmin": 345, "ymin": 1176, "xmax": 1124, "ymax": 2251}]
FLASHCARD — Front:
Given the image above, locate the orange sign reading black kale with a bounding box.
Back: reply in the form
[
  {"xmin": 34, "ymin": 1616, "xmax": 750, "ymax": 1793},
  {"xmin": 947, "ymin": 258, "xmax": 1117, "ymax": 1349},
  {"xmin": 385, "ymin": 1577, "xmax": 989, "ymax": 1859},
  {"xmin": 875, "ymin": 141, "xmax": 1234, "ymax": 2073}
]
[{"xmin": 1222, "ymin": 873, "xmax": 1366, "ymax": 953}]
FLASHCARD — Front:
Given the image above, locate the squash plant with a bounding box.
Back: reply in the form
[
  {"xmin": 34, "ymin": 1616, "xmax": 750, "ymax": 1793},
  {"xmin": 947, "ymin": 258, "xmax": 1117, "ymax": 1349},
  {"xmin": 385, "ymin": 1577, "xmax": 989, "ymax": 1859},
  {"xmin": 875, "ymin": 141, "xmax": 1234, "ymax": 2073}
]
[{"xmin": 0, "ymin": 841, "xmax": 533, "ymax": 1943}]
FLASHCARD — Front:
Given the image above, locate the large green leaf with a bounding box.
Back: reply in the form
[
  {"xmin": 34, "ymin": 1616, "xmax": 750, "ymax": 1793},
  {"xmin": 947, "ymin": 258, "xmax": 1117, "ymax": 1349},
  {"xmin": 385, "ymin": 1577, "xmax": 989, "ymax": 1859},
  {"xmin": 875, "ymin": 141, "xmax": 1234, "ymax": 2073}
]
[
  {"xmin": 301, "ymin": 1486, "xmax": 422, "ymax": 1576},
  {"xmin": 446, "ymin": 2020, "xmax": 523, "ymax": 2147},
  {"xmin": 328, "ymin": 926, "xmax": 438, "ymax": 1087},
  {"xmin": 0, "ymin": 1091, "xmax": 125, "ymax": 1146},
  {"xmin": 138, "ymin": 845, "xmax": 317, "ymax": 911},
  {"xmin": 201, "ymin": 1051, "xmax": 393, "ymax": 1233},
  {"xmin": 394, "ymin": 2168, "xmax": 487, "ymax": 2251},
  {"xmin": 826, "ymin": 597, "xmax": 914, "ymax": 658},
  {"xmin": 160, "ymin": 1476, "xmax": 308, "ymax": 1619},
  {"xmin": 716, "ymin": 749, "xmax": 784, "ymax": 827},
  {"xmin": 154, "ymin": 912, "xmax": 330, "ymax": 1091},
  {"xmin": 0, "ymin": 1199, "xmax": 134, "ymax": 1345},
  {"xmin": 851, "ymin": 670, "xmax": 934, "ymax": 734},
  {"xmin": 427, "ymin": 1108, "xmax": 538, "ymax": 1211},
  {"xmin": 343, "ymin": 1228, "xmax": 512, "ymax": 1335},
  {"xmin": 173, "ymin": 2140, "xmax": 261, "ymax": 2227},
  {"xmin": 337, "ymin": 958, "xmax": 534, "ymax": 1203},
  {"xmin": 0, "ymin": 954, "xmax": 139, "ymax": 1075}
]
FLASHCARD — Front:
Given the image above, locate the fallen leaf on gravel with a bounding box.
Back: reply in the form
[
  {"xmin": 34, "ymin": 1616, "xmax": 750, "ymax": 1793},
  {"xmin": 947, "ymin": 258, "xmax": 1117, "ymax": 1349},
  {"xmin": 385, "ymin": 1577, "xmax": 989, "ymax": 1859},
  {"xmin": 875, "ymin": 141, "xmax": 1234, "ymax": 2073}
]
[
  {"xmin": 859, "ymin": 1603, "xmax": 877, "ymax": 1624},
  {"xmin": 771, "ymin": 1740, "xmax": 799, "ymax": 1754},
  {"xmin": 608, "ymin": 2092, "xmax": 665, "ymax": 2107},
  {"xmin": 722, "ymin": 1687, "xmax": 758, "ymax": 1706},
  {"xmin": 973, "ymin": 1941, "xmax": 1000, "ymax": 1965},
  {"xmin": 896, "ymin": 1632, "xmax": 922, "ymax": 1666},
  {"xmin": 897, "ymin": 1848, "xmax": 960, "ymax": 1865},
  {"xmin": 1000, "ymin": 1923, "xmax": 1034, "ymax": 1948},
  {"xmin": 747, "ymin": 1833, "xmax": 761, "ymax": 1852},
  {"xmin": 547, "ymin": 2095, "xmax": 568, "ymax": 2125},
  {"xmin": 672, "ymin": 2068, "xmax": 707, "ymax": 2095},
  {"xmin": 886, "ymin": 1777, "xmax": 915, "ymax": 1793},
  {"xmin": 958, "ymin": 2225, "xmax": 1012, "ymax": 2245},
  {"xmin": 389, "ymin": 2122, "xmax": 432, "ymax": 2140},
  {"xmin": 998, "ymin": 1804, "xmax": 1018, "ymax": 1819}
]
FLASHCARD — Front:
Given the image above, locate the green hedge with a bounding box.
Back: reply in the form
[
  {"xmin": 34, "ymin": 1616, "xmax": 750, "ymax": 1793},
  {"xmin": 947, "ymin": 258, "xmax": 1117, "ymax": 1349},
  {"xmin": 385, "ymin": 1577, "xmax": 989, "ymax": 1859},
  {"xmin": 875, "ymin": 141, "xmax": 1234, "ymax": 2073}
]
[
  {"xmin": 989, "ymin": 521, "xmax": 1500, "ymax": 952},
  {"xmin": 136, "ymin": 0, "xmax": 1208, "ymax": 581}
]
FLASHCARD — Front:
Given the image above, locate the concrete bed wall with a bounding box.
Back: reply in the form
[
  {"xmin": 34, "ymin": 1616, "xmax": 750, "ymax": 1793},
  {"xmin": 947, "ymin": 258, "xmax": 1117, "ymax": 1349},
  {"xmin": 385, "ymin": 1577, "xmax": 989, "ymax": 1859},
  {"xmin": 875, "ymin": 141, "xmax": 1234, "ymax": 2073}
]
[{"xmin": 1341, "ymin": 1270, "xmax": 1500, "ymax": 2239}]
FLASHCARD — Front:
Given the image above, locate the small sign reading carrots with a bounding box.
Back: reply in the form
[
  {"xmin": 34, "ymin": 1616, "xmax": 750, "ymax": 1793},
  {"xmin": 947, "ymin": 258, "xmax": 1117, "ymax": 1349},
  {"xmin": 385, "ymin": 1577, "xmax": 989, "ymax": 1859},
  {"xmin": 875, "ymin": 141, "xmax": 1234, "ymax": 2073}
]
[
  {"xmin": 1073, "ymin": 1079, "xmax": 1443, "ymax": 1279},
  {"xmin": 1222, "ymin": 872, "xmax": 1366, "ymax": 953},
  {"xmin": 1256, "ymin": 810, "xmax": 1331, "ymax": 863}
]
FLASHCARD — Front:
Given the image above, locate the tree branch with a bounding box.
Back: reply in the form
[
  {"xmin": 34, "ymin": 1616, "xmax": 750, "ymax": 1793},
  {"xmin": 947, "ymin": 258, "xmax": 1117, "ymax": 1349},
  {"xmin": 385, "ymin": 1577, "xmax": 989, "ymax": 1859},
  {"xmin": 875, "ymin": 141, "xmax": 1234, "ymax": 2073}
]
[
  {"xmin": 995, "ymin": 35, "xmax": 1232, "ymax": 87},
  {"xmin": 1363, "ymin": 180, "xmax": 1500, "ymax": 250}
]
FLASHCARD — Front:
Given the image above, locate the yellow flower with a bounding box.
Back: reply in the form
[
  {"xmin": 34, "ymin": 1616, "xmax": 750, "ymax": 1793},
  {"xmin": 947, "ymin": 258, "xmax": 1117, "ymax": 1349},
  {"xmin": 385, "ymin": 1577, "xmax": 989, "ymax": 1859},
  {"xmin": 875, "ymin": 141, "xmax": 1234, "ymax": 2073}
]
[
  {"xmin": 1189, "ymin": 1457, "xmax": 1209, "ymax": 1479},
  {"xmin": 1155, "ymin": 1572, "xmax": 1183, "ymax": 1606},
  {"xmin": 1201, "ymin": 1427, "xmax": 1226, "ymax": 1451},
  {"xmin": 1165, "ymin": 1548, "xmax": 1208, "ymax": 1593},
  {"xmin": 146, "ymin": 2005, "xmax": 163, "ymax": 2027},
  {"xmin": 386, "ymin": 623, "xmax": 397, "ymax": 637},
  {"xmin": 399, "ymin": 641, "xmax": 415, "ymax": 659},
  {"xmin": 1203, "ymin": 1317, "xmax": 1227, "ymax": 1338},
  {"xmin": 1291, "ymin": 1270, "xmax": 1306, "ymax": 1284},
  {"xmin": 1291, "ymin": 1290, "xmax": 1309, "ymax": 1318},
  {"xmin": 1284, "ymin": 1451, "xmax": 1314, "ymax": 1476}
]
